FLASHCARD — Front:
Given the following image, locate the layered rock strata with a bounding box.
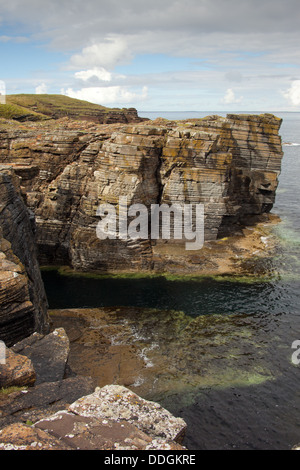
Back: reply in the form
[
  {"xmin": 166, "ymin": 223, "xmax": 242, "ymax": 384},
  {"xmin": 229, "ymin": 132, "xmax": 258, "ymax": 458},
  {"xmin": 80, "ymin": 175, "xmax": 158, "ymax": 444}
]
[
  {"xmin": 0, "ymin": 114, "xmax": 283, "ymax": 273},
  {"xmin": 0, "ymin": 166, "xmax": 49, "ymax": 345}
]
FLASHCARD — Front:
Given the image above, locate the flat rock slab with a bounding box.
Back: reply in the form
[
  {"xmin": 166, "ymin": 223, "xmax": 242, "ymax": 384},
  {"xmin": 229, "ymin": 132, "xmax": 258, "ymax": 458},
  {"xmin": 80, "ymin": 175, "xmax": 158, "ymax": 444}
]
[
  {"xmin": 1, "ymin": 411, "xmax": 185, "ymax": 450},
  {"xmin": 12, "ymin": 328, "xmax": 69, "ymax": 384},
  {"xmin": 69, "ymin": 384, "xmax": 187, "ymax": 444},
  {"xmin": 35, "ymin": 410, "xmax": 154, "ymax": 450},
  {"xmin": 0, "ymin": 423, "xmax": 73, "ymax": 450}
]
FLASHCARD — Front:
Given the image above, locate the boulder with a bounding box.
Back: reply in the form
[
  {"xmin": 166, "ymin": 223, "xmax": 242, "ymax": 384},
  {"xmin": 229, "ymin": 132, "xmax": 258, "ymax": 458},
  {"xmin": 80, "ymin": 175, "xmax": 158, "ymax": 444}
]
[
  {"xmin": 0, "ymin": 347, "xmax": 35, "ymax": 388},
  {"xmin": 34, "ymin": 410, "xmax": 183, "ymax": 450},
  {"xmin": 69, "ymin": 384, "xmax": 187, "ymax": 444},
  {"xmin": 0, "ymin": 384, "xmax": 187, "ymax": 450},
  {"xmin": 12, "ymin": 328, "xmax": 70, "ymax": 384}
]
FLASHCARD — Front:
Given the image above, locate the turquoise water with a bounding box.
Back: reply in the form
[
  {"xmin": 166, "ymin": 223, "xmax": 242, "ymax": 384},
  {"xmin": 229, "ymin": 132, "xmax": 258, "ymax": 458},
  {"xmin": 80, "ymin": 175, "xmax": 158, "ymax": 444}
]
[{"xmin": 42, "ymin": 112, "xmax": 300, "ymax": 450}]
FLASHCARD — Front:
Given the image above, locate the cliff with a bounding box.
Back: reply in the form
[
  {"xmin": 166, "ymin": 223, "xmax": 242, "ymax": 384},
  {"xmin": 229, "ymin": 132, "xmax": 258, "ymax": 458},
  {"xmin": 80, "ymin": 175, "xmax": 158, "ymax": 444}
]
[
  {"xmin": 0, "ymin": 113, "xmax": 283, "ymax": 274},
  {"xmin": 0, "ymin": 166, "xmax": 49, "ymax": 346}
]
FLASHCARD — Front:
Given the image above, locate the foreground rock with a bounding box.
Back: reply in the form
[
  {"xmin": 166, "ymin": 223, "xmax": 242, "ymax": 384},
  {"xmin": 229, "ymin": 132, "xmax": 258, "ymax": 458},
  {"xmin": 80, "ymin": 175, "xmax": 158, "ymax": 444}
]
[
  {"xmin": 0, "ymin": 385, "xmax": 187, "ymax": 450},
  {"xmin": 12, "ymin": 328, "xmax": 70, "ymax": 385},
  {"xmin": 0, "ymin": 329, "xmax": 187, "ymax": 450}
]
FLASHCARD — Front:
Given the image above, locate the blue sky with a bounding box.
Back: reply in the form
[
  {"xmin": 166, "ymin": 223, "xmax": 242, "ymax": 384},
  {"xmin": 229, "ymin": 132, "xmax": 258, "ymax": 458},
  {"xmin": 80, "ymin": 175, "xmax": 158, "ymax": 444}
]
[{"xmin": 1, "ymin": 0, "xmax": 300, "ymax": 111}]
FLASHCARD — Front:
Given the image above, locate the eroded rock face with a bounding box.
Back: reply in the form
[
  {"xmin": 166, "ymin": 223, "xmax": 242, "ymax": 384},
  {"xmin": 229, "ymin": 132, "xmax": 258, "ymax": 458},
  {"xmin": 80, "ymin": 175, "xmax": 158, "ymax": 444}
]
[
  {"xmin": 0, "ymin": 167, "xmax": 49, "ymax": 345},
  {"xmin": 0, "ymin": 114, "xmax": 283, "ymax": 273}
]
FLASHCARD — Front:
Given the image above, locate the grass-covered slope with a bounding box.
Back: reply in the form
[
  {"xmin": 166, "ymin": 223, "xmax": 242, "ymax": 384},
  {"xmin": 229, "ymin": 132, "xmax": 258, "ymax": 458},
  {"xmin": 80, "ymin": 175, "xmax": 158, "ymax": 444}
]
[{"xmin": 1, "ymin": 94, "xmax": 141, "ymax": 123}]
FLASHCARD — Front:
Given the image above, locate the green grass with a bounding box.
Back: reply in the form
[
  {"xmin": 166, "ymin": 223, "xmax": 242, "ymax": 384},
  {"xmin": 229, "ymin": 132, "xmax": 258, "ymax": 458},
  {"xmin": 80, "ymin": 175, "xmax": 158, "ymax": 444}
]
[
  {"xmin": 0, "ymin": 102, "xmax": 48, "ymax": 121},
  {"xmin": 0, "ymin": 386, "xmax": 28, "ymax": 395},
  {"xmin": 5, "ymin": 94, "xmax": 128, "ymax": 121}
]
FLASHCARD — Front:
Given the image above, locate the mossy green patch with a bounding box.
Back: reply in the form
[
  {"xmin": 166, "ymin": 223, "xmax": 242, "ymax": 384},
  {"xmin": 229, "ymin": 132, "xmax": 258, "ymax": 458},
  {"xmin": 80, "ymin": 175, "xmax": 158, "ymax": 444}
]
[
  {"xmin": 0, "ymin": 386, "xmax": 28, "ymax": 396},
  {"xmin": 40, "ymin": 264, "xmax": 279, "ymax": 284}
]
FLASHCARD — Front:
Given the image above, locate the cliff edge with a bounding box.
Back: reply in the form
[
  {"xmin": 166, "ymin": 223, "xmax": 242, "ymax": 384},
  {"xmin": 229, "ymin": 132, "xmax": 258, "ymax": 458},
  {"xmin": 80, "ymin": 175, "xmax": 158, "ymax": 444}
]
[
  {"xmin": 0, "ymin": 112, "xmax": 283, "ymax": 273},
  {"xmin": 0, "ymin": 166, "xmax": 49, "ymax": 345}
]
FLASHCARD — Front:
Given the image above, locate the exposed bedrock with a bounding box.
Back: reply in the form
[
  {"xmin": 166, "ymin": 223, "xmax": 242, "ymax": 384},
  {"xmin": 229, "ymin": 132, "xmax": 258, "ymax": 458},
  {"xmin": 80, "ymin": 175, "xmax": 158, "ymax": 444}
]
[
  {"xmin": 0, "ymin": 167, "xmax": 49, "ymax": 346},
  {"xmin": 0, "ymin": 113, "xmax": 283, "ymax": 273}
]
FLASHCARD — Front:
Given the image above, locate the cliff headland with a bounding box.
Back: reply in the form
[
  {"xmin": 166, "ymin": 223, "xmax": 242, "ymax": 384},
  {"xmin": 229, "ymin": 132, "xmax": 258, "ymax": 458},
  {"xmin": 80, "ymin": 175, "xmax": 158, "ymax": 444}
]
[
  {"xmin": 0, "ymin": 98, "xmax": 285, "ymax": 449},
  {"xmin": 0, "ymin": 107, "xmax": 283, "ymax": 276}
]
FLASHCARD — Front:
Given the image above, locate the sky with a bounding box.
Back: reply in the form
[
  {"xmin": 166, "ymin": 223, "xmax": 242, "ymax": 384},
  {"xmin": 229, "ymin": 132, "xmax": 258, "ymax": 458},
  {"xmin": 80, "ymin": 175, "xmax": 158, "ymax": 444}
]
[{"xmin": 0, "ymin": 0, "xmax": 300, "ymax": 112}]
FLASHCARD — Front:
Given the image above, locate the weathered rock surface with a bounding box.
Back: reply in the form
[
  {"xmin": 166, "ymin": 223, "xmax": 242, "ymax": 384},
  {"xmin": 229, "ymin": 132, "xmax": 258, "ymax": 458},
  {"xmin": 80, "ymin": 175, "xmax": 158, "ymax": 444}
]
[
  {"xmin": 0, "ymin": 376, "xmax": 96, "ymax": 428},
  {"xmin": 0, "ymin": 386, "xmax": 186, "ymax": 450},
  {"xmin": 0, "ymin": 347, "xmax": 36, "ymax": 388},
  {"xmin": 0, "ymin": 113, "xmax": 283, "ymax": 273},
  {"xmin": 0, "ymin": 422, "xmax": 73, "ymax": 450},
  {"xmin": 0, "ymin": 167, "xmax": 49, "ymax": 345},
  {"xmin": 12, "ymin": 328, "xmax": 70, "ymax": 385},
  {"xmin": 69, "ymin": 385, "xmax": 187, "ymax": 444}
]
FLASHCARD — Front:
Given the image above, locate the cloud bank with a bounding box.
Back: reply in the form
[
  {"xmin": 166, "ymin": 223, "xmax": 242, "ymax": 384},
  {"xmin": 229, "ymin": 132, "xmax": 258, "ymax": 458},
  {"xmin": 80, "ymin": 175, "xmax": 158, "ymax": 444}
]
[
  {"xmin": 1, "ymin": 0, "xmax": 299, "ymax": 109},
  {"xmin": 62, "ymin": 85, "xmax": 148, "ymax": 105}
]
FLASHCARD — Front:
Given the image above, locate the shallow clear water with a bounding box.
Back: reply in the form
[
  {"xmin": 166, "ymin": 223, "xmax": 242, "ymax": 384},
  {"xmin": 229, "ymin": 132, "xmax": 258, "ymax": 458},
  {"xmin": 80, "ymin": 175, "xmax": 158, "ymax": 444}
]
[{"xmin": 42, "ymin": 112, "xmax": 300, "ymax": 450}]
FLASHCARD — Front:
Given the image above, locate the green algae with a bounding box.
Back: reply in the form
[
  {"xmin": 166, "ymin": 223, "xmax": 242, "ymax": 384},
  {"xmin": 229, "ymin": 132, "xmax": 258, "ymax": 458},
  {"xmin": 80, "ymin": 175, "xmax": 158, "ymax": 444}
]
[
  {"xmin": 50, "ymin": 305, "xmax": 278, "ymax": 409},
  {"xmin": 40, "ymin": 264, "xmax": 279, "ymax": 284}
]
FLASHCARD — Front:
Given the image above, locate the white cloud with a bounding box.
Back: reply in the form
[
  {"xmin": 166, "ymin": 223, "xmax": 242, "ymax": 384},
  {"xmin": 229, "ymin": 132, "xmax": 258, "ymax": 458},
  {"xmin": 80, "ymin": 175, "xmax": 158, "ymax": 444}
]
[
  {"xmin": 69, "ymin": 37, "xmax": 131, "ymax": 70},
  {"xmin": 62, "ymin": 86, "xmax": 148, "ymax": 105},
  {"xmin": 74, "ymin": 67, "xmax": 112, "ymax": 82},
  {"xmin": 35, "ymin": 83, "xmax": 48, "ymax": 94},
  {"xmin": 1, "ymin": 1, "xmax": 300, "ymax": 110},
  {"xmin": 221, "ymin": 88, "xmax": 243, "ymax": 104},
  {"xmin": 283, "ymin": 80, "xmax": 300, "ymax": 107}
]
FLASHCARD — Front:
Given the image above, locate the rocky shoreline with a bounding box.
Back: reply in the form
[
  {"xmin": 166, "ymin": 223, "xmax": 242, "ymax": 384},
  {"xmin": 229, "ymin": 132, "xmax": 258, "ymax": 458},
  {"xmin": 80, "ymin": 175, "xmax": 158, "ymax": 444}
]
[
  {"xmin": 0, "ymin": 109, "xmax": 291, "ymax": 450},
  {"xmin": 0, "ymin": 327, "xmax": 187, "ymax": 450}
]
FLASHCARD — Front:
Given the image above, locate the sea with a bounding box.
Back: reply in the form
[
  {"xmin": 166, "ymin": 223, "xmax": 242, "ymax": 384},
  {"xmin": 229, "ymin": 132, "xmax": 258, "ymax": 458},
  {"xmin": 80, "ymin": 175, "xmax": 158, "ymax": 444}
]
[{"xmin": 42, "ymin": 111, "xmax": 300, "ymax": 450}]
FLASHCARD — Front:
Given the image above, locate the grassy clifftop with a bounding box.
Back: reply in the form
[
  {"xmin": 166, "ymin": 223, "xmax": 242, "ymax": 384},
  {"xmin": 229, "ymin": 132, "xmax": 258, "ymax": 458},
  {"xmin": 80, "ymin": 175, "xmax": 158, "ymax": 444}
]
[{"xmin": 0, "ymin": 94, "xmax": 141, "ymax": 123}]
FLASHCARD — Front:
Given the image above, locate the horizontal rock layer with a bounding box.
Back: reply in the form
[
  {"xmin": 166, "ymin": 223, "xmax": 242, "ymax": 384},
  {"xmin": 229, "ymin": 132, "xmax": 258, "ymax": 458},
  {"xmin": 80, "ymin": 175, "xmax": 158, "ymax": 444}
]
[{"xmin": 0, "ymin": 114, "xmax": 283, "ymax": 273}]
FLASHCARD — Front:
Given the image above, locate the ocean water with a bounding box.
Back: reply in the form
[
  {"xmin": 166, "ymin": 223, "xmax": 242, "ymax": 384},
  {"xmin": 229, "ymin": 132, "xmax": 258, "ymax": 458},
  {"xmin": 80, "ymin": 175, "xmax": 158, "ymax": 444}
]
[{"xmin": 42, "ymin": 111, "xmax": 300, "ymax": 450}]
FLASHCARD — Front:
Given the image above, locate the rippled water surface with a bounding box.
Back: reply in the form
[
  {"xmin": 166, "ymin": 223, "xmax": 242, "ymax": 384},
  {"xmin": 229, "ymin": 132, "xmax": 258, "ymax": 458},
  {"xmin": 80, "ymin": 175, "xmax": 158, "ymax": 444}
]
[{"xmin": 42, "ymin": 112, "xmax": 300, "ymax": 450}]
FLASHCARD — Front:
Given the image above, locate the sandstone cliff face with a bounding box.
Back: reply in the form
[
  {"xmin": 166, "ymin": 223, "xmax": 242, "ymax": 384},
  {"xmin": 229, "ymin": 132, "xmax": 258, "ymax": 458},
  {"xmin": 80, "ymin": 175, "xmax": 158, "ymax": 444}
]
[
  {"xmin": 0, "ymin": 166, "xmax": 49, "ymax": 346},
  {"xmin": 0, "ymin": 114, "xmax": 283, "ymax": 273}
]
